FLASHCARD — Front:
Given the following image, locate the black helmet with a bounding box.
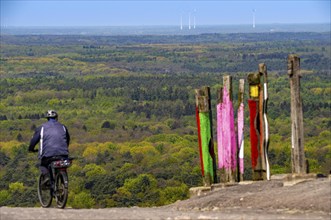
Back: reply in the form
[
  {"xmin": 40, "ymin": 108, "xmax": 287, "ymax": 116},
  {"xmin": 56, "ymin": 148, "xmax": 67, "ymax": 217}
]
[{"xmin": 45, "ymin": 110, "xmax": 58, "ymax": 119}]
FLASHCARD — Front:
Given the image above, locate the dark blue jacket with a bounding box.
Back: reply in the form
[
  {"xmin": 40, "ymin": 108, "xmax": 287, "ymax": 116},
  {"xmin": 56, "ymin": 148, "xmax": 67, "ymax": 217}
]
[{"xmin": 29, "ymin": 119, "xmax": 70, "ymax": 159}]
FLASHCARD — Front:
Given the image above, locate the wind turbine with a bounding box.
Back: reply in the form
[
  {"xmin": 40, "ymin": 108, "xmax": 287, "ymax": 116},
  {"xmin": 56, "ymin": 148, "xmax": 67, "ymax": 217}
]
[
  {"xmin": 193, "ymin": 9, "xmax": 196, "ymax": 29},
  {"xmin": 194, "ymin": 15, "xmax": 196, "ymax": 29},
  {"xmin": 180, "ymin": 15, "xmax": 183, "ymax": 30},
  {"xmin": 189, "ymin": 12, "xmax": 191, "ymax": 30},
  {"xmin": 252, "ymin": 9, "xmax": 256, "ymax": 28}
]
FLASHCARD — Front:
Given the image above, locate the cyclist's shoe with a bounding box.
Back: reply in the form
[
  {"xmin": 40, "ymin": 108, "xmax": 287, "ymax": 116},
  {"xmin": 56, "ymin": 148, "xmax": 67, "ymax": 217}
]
[{"xmin": 41, "ymin": 175, "xmax": 51, "ymax": 190}]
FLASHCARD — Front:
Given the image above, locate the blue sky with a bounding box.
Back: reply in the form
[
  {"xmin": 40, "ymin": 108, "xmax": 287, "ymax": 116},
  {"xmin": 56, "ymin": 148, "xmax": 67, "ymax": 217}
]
[{"xmin": 1, "ymin": 1, "xmax": 330, "ymax": 27}]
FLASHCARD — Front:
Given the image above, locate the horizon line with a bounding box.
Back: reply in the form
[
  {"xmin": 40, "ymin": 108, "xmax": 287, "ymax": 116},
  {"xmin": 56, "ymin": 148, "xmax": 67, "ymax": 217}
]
[{"xmin": 1, "ymin": 23, "xmax": 330, "ymax": 28}]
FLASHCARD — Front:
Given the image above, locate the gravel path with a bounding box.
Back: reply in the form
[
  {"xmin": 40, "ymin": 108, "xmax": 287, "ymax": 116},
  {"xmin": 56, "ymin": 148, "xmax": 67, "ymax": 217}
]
[
  {"xmin": 1, "ymin": 206, "xmax": 329, "ymax": 220},
  {"xmin": 1, "ymin": 177, "xmax": 330, "ymax": 220}
]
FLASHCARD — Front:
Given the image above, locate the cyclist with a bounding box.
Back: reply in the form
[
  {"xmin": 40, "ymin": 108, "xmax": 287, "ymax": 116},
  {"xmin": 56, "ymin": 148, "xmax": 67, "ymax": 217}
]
[{"xmin": 28, "ymin": 110, "xmax": 70, "ymax": 183}]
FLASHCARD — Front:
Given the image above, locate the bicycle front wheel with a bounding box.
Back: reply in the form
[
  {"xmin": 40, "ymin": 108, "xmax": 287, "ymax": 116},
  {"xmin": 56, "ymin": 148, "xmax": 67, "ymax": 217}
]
[
  {"xmin": 55, "ymin": 171, "xmax": 69, "ymax": 209},
  {"xmin": 37, "ymin": 174, "xmax": 52, "ymax": 208}
]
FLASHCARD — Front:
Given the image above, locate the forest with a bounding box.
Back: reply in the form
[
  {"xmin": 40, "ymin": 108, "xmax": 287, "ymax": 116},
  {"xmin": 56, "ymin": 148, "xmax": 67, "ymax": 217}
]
[{"xmin": 0, "ymin": 31, "xmax": 330, "ymax": 208}]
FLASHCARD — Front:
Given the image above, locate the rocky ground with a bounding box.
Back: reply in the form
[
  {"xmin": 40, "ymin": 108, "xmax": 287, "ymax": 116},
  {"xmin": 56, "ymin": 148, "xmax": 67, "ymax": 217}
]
[{"xmin": 1, "ymin": 175, "xmax": 330, "ymax": 220}]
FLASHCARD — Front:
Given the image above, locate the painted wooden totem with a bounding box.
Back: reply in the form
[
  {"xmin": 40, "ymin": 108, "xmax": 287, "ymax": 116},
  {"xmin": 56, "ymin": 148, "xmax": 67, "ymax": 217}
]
[
  {"xmin": 195, "ymin": 86, "xmax": 217, "ymax": 186},
  {"xmin": 216, "ymin": 76, "xmax": 237, "ymax": 182},
  {"xmin": 247, "ymin": 63, "xmax": 270, "ymax": 180},
  {"xmin": 237, "ymin": 79, "xmax": 245, "ymax": 182}
]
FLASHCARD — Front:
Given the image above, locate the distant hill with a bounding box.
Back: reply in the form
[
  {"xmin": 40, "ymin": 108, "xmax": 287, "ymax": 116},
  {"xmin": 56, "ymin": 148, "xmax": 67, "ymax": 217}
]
[{"xmin": 1, "ymin": 23, "xmax": 330, "ymax": 35}]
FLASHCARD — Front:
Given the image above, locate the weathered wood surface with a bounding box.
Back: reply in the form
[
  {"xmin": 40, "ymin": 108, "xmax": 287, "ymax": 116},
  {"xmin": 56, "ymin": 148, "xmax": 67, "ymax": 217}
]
[
  {"xmin": 217, "ymin": 75, "xmax": 237, "ymax": 183},
  {"xmin": 237, "ymin": 79, "xmax": 245, "ymax": 182},
  {"xmin": 287, "ymin": 54, "xmax": 306, "ymax": 174},
  {"xmin": 195, "ymin": 87, "xmax": 217, "ymax": 186},
  {"xmin": 248, "ymin": 72, "xmax": 264, "ymax": 180},
  {"xmin": 259, "ymin": 63, "xmax": 270, "ymax": 180}
]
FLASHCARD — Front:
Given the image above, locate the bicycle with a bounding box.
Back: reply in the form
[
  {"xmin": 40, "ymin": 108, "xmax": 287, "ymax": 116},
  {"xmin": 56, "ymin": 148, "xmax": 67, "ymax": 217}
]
[{"xmin": 37, "ymin": 156, "xmax": 73, "ymax": 209}]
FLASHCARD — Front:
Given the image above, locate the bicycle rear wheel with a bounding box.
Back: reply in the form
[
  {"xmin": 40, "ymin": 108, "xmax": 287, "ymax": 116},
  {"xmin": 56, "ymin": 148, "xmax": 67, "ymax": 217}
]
[
  {"xmin": 55, "ymin": 171, "xmax": 68, "ymax": 209},
  {"xmin": 37, "ymin": 174, "xmax": 52, "ymax": 208}
]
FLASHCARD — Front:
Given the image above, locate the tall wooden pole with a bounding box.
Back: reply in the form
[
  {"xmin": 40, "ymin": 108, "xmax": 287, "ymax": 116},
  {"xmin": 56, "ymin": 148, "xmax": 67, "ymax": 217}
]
[
  {"xmin": 258, "ymin": 67, "xmax": 266, "ymax": 180},
  {"xmin": 216, "ymin": 87, "xmax": 224, "ymax": 182},
  {"xmin": 237, "ymin": 79, "xmax": 245, "ymax": 182},
  {"xmin": 223, "ymin": 75, "xmax": 232, "ymax": 101},
  {"xmin": 205, "ymin": 86, "xmax": 218, "ymax": 184},
  {"xmin": 259, "ymin": 63, "xmax": 270, "ymax": 180},
  {"xmin": 217, "ymin": 75, "xmax": 236, "ymax": 182},
  {"xmin": 224, "ymin": 75, "xmax": 236, "ymax": 182},
  {"xmin": 247, "ymin": 72, "xmax": 264, "ymax": 180},
  {"xmin": 195, "ymin": 86, "xmax": 217, "ymax": 186},
  {"xmin": 287, "ymin": 54, "xmax": 306, "ymax": 174}
]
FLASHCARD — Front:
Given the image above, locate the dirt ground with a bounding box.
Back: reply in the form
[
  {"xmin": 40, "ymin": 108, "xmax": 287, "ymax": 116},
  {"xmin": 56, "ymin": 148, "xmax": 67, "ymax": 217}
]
[{"xmin": 1, "ymin": 176, "xmax": 330, "ymax": 220}]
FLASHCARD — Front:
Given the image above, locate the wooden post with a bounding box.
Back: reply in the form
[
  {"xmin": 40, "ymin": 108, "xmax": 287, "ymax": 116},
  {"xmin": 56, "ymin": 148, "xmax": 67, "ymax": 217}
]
[
  {"xmin": 287, "ymin": 54, "xmax": 306, "ymax": 174},
  {"xmin": 258, "ymin": 67, "xmax": 266, "ymax": 179},
  {"xmin": 223, "ymin": 75, "xmax": 232, "ymax": 101},
  {"xmin": 217, "ymin": 75, "xmax": 237, "ymax": 183},
  {"xmin": 237, "ymin": 79, "xmax": 245, "ymax": 182},
  {"xmin": 259, "ymin": 63, "xmax": 270, "ymax": 180},
  {"xmin": 204, "ymin": 86, "xmax": 218, "ymax": 184},
  {"xmin": 224, "ymin": 75, "xmax": 236, "ymax": 182},
  {"xmin": 238, "ymin": 79, "xmax": 245, "ymax": 107},
  {"xmin": 216, "ymin": 87, "xmax": 225, "ymax": 182},
  {"xmin": 247, "ymin": 72, "xmax": 264, "ymax": 180},
  {"xmin": 195, "ymin": 86, "xmax": 217, "ymax": 186}
]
